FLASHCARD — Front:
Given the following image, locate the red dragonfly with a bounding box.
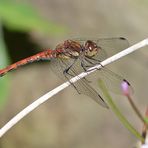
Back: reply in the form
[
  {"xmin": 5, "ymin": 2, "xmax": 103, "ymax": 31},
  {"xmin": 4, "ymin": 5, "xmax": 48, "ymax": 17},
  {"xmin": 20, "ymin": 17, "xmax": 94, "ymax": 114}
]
[{"xmin": 0, "ymin": 37, "xmax": 132, "ymax": 108}]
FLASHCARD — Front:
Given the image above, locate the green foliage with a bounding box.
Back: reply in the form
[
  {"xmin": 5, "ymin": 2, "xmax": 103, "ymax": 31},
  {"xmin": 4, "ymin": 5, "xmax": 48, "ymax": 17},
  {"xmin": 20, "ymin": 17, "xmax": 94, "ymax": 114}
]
[
  {"xmin": 0, "ymin": 1, "xmax": 66, "ymax": 35},
  {"xmin": 144, "ymin": 117, "xmax": 148, "ymax": 124},
  {"xmin": 0, "ymin": 26, "xmax": 9, "ymax": 109}
]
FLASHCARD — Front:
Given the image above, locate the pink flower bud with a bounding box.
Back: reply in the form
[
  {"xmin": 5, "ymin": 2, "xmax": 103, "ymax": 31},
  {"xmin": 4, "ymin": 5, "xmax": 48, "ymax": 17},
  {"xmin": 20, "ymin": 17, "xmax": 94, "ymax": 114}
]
[{"xmin": 121, "ymin": 79, "xmax": 130, "ymax": 96}]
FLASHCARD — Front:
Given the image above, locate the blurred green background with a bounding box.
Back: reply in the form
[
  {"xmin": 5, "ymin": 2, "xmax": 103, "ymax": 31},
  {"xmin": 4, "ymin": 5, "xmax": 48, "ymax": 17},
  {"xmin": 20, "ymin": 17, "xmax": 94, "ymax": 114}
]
[{"xmin": 0, "ymin": 0, "xmax": 148, "ymax": 147}]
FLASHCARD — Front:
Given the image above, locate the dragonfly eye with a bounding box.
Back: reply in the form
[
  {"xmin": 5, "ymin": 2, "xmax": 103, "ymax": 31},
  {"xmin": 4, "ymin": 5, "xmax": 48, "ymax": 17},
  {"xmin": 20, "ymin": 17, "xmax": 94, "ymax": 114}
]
[
  {"xmin": 85, "ymin": 40, "xmax": 97, "ymax": 50},
  {"xmin": 84, "ymin": 40, "xmax": 98, "ymax": 57},
  {"xmin": 88, "ymin": 46, "xmax": 92, "ymax": 51}
]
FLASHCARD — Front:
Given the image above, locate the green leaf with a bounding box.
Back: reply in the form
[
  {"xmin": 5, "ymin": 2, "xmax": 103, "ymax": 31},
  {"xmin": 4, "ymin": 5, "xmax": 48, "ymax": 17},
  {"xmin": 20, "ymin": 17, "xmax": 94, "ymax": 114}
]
[
  {"xmin": 0, "ymin": 24, "xmax": 9, "ymax": 109},
  {"xmin": 144, "ymin": 117, "xmax": 148, "ymax": 124},
  {"xmin": 0, "ymin": 1, "xmax": 66, "ymax": 35}
]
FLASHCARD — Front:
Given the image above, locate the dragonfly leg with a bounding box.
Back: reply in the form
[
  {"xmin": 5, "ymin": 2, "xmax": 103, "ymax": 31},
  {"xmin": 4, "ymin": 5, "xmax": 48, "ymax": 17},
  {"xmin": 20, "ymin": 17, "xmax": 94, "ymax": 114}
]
[
  {"xmin": 83, "ymin": 57, "xmax": 104, "ymax": 72},
  {"xmin": 81, "ymin": 60, "xmax": 88, "ymax": 71},
  {"xmin": 63, "ymin": 60, "xmax": 81, "ymax": 94},
  {"xmin": 63, "ymin": 70, "xmax": 81, "ymax": 94},
  {"xmin": 79, "ymin": 60, "xmax": 91, "ymax": 83}
]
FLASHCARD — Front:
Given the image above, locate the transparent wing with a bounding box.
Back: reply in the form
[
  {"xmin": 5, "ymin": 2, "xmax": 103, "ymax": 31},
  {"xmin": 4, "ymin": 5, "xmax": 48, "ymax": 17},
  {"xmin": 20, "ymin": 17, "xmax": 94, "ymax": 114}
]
[
  {"xmin": 50, "ymin": 57, "xmax": 76, "ymax": 81},
  {"xmin": 94, "ymin": 67, "xmax": 134, "ymax": 95},
  {"xmin": 74, "ymin": 37, "xmax": 129, "ymax": 61},
  {"xmin": 95, "ymin": 37, "xmax": 129, "ymax": 55},
  {"xmin": 78, "ymin": 55, "xmax": 133, "ymax": 95},
  {"xmin": 50, "ymin": 57, "xmax": 108, "ymax": 108},
  {"xmin": 74, "ymin": 37, "xmax": 132, "ymax": 95}
]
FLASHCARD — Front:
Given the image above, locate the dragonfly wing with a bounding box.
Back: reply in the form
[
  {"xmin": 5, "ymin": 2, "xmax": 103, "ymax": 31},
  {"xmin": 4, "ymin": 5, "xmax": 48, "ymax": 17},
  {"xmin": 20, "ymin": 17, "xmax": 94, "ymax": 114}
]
[
  {"xmin": 67, "ymin": 62, "xmax": 108, "ymax": 108},
  {"xmin": 50, "ymin": 58, "xmax": 108, "ymax": 108},
  {"xmin": 74, "ymin": 77, "xmax": 108, "ymax": 108},
  {"xmin": 95, "ymin": 37, "xmax": 129, "ymax": 56},
  {"xmin": 73, "ymin": 37, "xmax": 132, "ymax": 95},
  {"xmin": 74, "ymin": 37, "xmax": 129, "ymax": 61},
  {"xmin": 96, "ymin": 67, "xmax": 134, "ymax": 95},
  {"xmin": 50, "ymin": 57, "xmax": 75, "ymax": 81}
]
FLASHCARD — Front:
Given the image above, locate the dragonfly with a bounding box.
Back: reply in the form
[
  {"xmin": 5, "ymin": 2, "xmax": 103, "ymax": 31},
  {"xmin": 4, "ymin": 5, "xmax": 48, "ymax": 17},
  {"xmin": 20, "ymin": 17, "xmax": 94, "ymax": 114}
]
[{"xmin": 0, "ymin": 37, "xmax": 132, "ymax": 108}]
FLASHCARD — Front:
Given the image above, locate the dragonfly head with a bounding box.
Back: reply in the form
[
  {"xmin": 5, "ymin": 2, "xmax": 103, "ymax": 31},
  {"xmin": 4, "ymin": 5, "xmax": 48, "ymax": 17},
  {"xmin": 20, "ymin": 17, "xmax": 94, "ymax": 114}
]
[{"xmin": 84, "ymin": 40, "xmax": 99, "ymax": 57}]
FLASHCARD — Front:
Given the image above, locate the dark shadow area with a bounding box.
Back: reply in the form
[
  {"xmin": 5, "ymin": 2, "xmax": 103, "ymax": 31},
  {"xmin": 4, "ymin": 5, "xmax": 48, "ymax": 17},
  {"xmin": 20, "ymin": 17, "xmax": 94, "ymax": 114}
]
[{"xmin": 3, "ymin": 26, "xmax": 40, "ymax": 63}]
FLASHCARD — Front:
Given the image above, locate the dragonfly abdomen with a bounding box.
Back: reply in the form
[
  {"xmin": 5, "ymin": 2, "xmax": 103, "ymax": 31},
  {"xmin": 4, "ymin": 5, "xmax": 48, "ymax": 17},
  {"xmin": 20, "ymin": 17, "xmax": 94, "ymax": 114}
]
[{"xmin": 0, "ymin": 50, "xmax": 53, "ymax": 77}]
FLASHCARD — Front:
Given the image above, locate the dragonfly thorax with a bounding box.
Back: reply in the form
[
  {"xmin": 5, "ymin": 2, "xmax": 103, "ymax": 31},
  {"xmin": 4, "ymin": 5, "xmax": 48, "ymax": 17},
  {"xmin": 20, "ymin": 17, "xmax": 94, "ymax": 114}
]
[
  {"xmin": 84, "ymin": 40, "xmax": 99, "ymax": 57},
  {"xmin": 55, "ymin": 40, "xmax": 82, "ymax": 59}
]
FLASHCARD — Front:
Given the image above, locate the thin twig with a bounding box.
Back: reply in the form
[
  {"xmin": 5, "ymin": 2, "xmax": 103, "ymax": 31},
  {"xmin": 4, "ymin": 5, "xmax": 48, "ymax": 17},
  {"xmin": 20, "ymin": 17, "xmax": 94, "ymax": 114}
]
[
  {"xmin": 0, "ymin": 38, "xmax": 148, "ymax": 138},
  {"xmin": 127, "ymin": 95, "xmax": 146, "ymax": 126},
  {"xmin": 139, "ymin": 107, "xmax": 148, "ymax": 147}
]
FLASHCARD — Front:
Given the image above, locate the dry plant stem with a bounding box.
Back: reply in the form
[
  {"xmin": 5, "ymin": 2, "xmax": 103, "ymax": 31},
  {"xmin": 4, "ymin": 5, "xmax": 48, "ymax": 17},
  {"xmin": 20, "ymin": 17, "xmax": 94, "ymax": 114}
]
[
  {"xmin": 141, "ymin": 107, "xmax": 148, "ymax": 144},
  {"xmin": 127, "ymin": 95, "xmax": 146, "ymax": 126},
  {"xmin": 0, "ymin": 38, "xmax": 148, "ymax": 138}
]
